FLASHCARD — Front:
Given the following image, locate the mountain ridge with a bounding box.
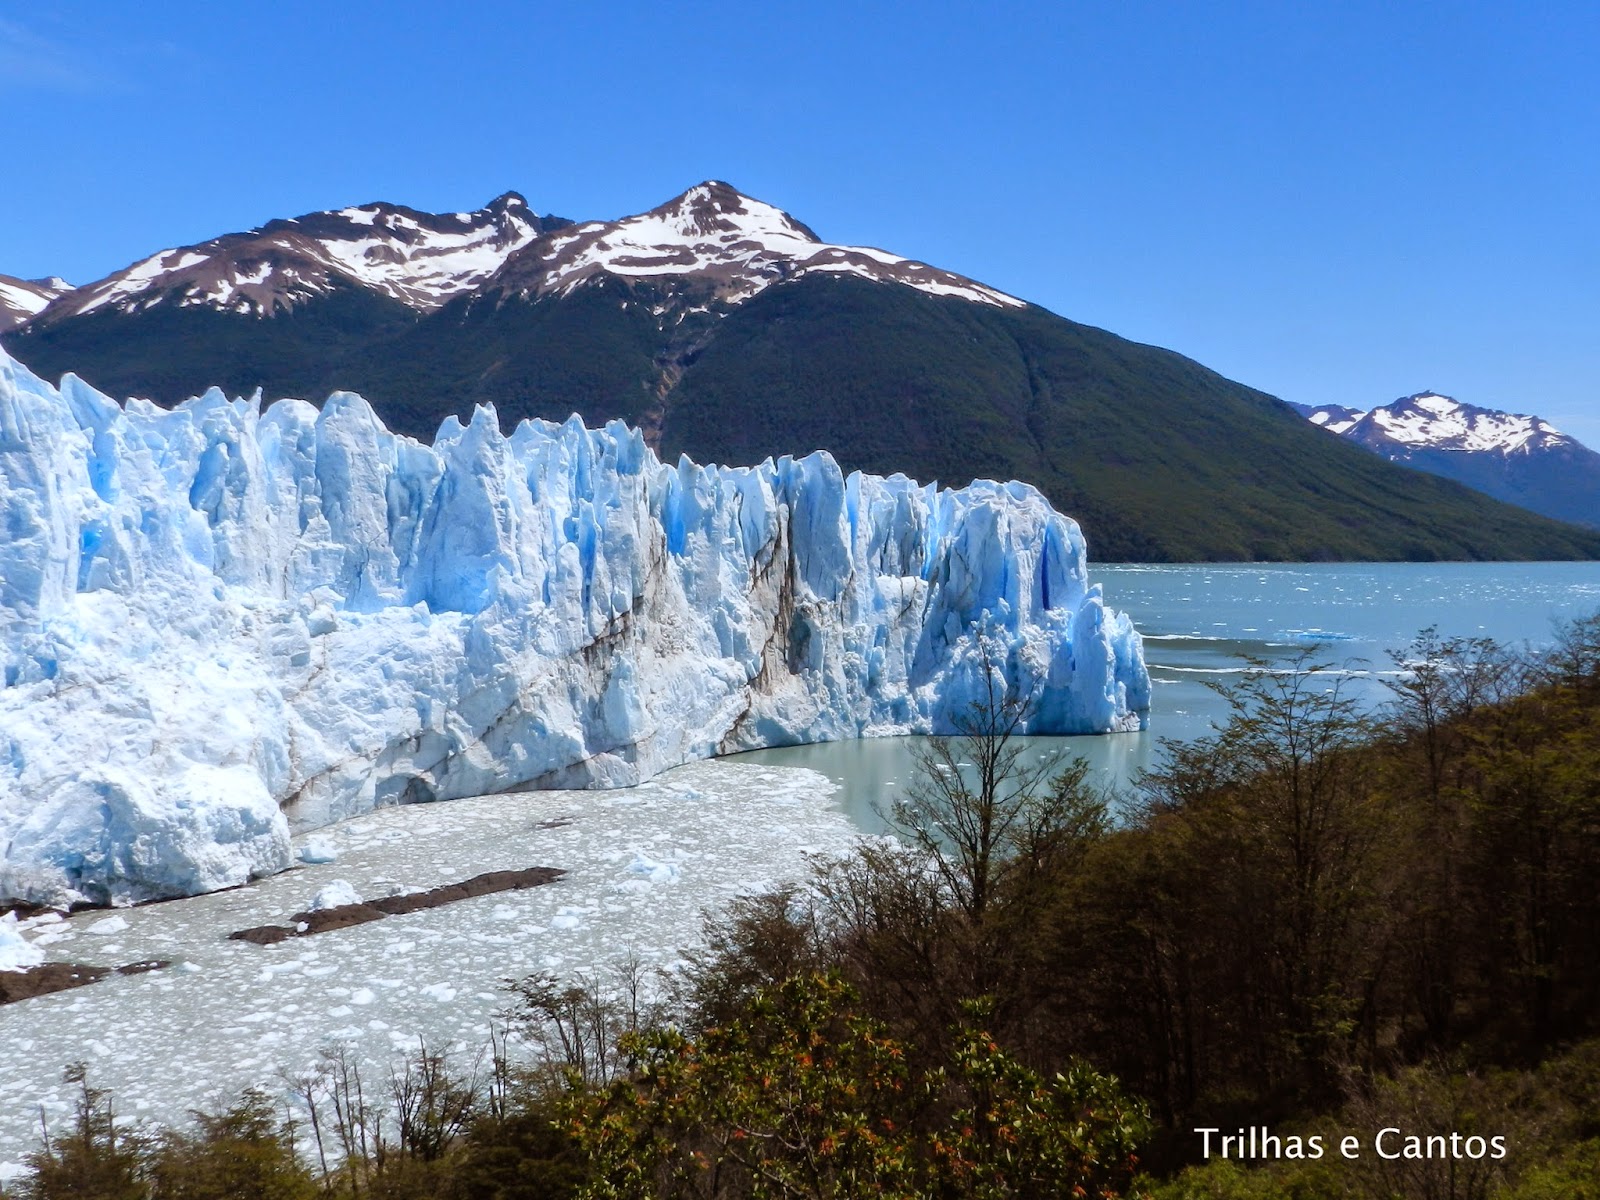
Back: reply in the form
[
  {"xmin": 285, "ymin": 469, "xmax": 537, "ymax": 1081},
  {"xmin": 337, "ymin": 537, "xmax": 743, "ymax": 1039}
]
[
  {"xmin": 26, "ymin": 192, "xmax": 565, "ymax": 324},
  {"xmin": 6, "ymin": 184, "xmax": 1599, "ymax": 562}
]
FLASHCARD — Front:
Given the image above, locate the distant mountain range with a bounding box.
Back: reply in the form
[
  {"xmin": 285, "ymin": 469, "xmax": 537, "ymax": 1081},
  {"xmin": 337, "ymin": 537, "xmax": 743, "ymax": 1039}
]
[
  {"xmin": 1294, "ymin": 394, "xmax": 1600, "ymax": 529},
  {"xmin": 6, "ymin": 183, "xmax": 1598, "ymax": 562}
]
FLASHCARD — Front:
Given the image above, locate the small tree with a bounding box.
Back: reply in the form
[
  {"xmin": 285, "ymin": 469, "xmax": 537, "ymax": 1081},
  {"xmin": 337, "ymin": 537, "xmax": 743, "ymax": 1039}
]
[
  {"xmin": 506, "ymin": 955, "xmax": 664, "ymax": 1088},
  {"xmin": 147, "ymin": 1089, "xmax": 316, "ymax": 1200},
  {"xmin": 890, "ymin": 637, "xmax": 1105, "ymax": 929},
  {"xmin": 388, "ymin": 1040, "xmax": 481, "ymax": 1164},
  {"xmin": 20, "ymin": 1065, "xmax": 149, "ymax": 1200}
]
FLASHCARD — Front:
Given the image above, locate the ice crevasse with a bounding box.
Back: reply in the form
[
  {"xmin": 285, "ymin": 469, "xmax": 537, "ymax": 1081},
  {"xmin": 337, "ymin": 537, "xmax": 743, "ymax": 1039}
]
[{"xmin": 0, "ymin": 346, "xmax": 1148, "ymax": 905}]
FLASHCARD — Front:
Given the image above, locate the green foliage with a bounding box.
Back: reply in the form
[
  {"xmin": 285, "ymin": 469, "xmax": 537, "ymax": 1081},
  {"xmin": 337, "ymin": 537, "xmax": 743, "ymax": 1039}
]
[
  {"xmin": 1144, "ymin": 1042, "xmax": 1600, "ymax": 1200},
  {"xmin": 567, "ymin": 973, "xmax": 920, "ymax": 1198},
  {"xmin": 930, "ymin": 1014, "xmax": 1150, "ymax": 1199},
  {"xmin": 444, "ymin": 1092, "xmax": 588, "ymax": 1200},
  {"xmin": 1141, "ymin": 1156, "xmax": 1341, "ymax": 1200},
  {"xmin": 1501, "ymin": 1139, "xmax": 1600, "ymax": 1200},
  {"xmin": 146, "ymin": 1090, "xmax": 316, "ymax": 1200},
  {"xmin": 12, "ymin": 1071, "xmax": 313, "ymax": 1200},
  {"xmin": 16, "ymin": 1065, "xmax": 149, "ymax": 1200},
  {"xmin": 562, "ymin": 972, "xmax": 1148, "ymax": 1200}
]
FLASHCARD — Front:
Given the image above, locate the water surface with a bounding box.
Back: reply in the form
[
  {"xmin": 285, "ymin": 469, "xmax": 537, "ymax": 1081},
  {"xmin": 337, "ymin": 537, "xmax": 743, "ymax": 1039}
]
[{"xmin": 729, "ymin": 562, "xmax": 1600, "ymax": 829}]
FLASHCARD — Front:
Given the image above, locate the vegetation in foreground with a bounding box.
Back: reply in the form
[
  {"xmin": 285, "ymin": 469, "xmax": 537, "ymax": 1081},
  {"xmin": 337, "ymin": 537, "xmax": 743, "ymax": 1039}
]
[{"xmin": 5, "ymin": 617, "xmax": 1600, "ymax": 1199}]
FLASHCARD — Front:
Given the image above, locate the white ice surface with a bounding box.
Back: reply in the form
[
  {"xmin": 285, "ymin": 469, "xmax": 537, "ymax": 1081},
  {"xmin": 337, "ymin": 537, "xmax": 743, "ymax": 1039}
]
[
  {"xmin": 0, "ymin": 346, "xmax": 1148, "ymax": 905},
  {"xmin": 0, "ymin": 760, "xmax": 856, "ymax": 1165}
]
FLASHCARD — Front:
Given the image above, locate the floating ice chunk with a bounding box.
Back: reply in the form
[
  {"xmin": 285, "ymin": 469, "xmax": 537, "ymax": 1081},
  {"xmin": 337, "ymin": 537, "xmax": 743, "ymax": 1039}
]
[
  {"xmin": 624, "ymin": 852, "xmax": 681, "ymax": 884},
  {"xmin": 420, "ymin": 982, "xmax": 456, "ymax": 1002},
  {"xmin": 298, "ymin": 836, "xmax": 338, "ymax": 865},
  {"xmin": 349, "ymin": 988, "xmax": 376, "ymax": 1006},
  {"xmin": 307, "ymin": 880, "xmax": 363, "ymax": 911},
  {"xmin": 85, "ymin": 915, "xmax": 129, "ymax": 935},
  {"xmin": 550, "ymin": 907, "xmax": 584, "ymax": 930},
  {"xmin": 0, "ymin": 912, "xmax": 43, "ymax": 971}
]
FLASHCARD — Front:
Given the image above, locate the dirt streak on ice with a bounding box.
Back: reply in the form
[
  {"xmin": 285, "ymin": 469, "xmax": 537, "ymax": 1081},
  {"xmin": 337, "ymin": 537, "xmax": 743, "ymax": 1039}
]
[{"xmin": 0, "ymin": 761, "xmax": 854, "ymax": 1170}]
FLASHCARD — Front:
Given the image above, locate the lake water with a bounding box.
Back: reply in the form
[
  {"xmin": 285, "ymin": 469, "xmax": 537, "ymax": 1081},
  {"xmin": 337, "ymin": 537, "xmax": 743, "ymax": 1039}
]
[{"xmin": 728, "ymin": 562, "xmax": 1600, "ymax": 829}]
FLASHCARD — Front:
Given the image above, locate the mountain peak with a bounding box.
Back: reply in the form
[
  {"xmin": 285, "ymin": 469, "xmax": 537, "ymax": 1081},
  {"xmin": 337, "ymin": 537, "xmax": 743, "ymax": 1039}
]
[
  {"xmin": 1393, "ymin": 391, "xmax": 1459, "ymax": 417},
  {"xmin": 644, "ymin": 181, "xmax": 822, "ymax": 244},
  {"xmin": 1295, "ymin": 392, "xmax": 1600, "ymax": 529},
  {"xmin": 487, "ymin": 190, "xmax": 529, "ymax": 212},
  {"xmin": 489, "ymin": 182, "xmax": 1020, "ymax": 312},
  {"xmin": 1300, "ymin": 392, "xmax": 1578, "ymax": 457}
]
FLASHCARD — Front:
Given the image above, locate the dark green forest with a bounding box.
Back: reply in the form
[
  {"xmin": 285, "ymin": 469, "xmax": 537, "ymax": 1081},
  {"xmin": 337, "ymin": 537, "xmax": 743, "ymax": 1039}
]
[{"xmin": 7, "ymin": 617, "xmax": 1600, "ymax": 1199}]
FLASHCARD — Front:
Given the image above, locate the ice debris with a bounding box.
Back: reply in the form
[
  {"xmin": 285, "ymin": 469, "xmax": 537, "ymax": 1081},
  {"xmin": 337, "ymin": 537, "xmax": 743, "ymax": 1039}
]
[
  {"xmin": 308, "ymin": 880, "xmax": 363, "ymax": 912},
  {"xmin": 0, "ymin": 912, "xmax": 43, "ymax": 972},
  {"xmin": 298, "ymin": 836, "xmax": 339, "ymax": 865},
  {"xmin": 0, "ymin": 344, "xmax": 1148, "ymax": 905},
  {"xmin": 625, "ymin": 852, "xmax": 681, "ymax": 884}
]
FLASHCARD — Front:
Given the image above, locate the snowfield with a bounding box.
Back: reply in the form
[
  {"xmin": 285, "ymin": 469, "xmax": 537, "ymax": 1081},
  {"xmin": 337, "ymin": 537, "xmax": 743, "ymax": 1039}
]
[{"xmin": 0, "ymin": 346, "xmax": 1147, "ymax": 905}]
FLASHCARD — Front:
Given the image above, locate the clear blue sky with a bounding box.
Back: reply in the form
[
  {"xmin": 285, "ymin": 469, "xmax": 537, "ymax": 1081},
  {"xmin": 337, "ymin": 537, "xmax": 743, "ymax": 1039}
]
[{"xmin": 3, "ymin": 1, "xmax": 1597, "ymax": 446}]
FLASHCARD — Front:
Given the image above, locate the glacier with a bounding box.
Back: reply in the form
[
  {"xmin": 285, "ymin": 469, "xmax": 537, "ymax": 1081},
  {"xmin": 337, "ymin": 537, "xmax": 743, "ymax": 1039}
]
[{"xmin": 0, "ymin": 345, "xmax": 1148, "ymax": 906}]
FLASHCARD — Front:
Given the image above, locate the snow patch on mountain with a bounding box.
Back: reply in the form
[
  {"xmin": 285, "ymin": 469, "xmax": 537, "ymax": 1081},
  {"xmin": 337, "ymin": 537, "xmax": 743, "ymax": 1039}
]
[
  {"xmin": 489, "ymin": 181, "xmax": 1025, "ymax": 311},
  {"xmin": 0, "ymin": 275, "xmax": 73, "ymax": 334},
  {"xmin": 32, "ymin": 194, "xmax": 553, "ymax": 323},
  {"xmin": 0, "ymin": 346, "xmax": 1147, "ymax": 906}
]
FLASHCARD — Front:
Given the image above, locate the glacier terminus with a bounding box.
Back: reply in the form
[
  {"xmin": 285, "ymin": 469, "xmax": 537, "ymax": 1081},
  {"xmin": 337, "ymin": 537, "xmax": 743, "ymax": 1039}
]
[{"xmin": 0, "ymin": 346, "xmax": 1148, "ymax": 906}]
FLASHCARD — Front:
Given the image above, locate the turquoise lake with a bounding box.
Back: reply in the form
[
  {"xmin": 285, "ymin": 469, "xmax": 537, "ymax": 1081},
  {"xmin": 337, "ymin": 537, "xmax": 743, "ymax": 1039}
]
[{"xmin": 726, "ymin": 561, "xmax": 1600, "ymax": 830}]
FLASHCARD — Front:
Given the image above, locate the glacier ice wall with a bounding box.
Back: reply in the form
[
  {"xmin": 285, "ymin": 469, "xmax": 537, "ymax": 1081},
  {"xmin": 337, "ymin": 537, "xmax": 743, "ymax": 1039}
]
[{"xmin": 0, "ymin": 347, "xmax": 1148, "ymax": 905}]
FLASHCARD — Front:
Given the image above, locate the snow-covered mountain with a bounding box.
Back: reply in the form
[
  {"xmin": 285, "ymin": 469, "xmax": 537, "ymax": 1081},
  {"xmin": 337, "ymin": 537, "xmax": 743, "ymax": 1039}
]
[
  {"xmin": 10, "ymin": 182, "xmax": 1013, "ymax": 332},
  {"xmin": 0, "ymin": 274, "xmax": 72, "ymax": 333},
  {"xmin": 484, "ymin": 181, "xmax": 1023, "ymax": 311},
  {"xmin": 25, "ymin": 193, "xmax": 560, "ymax": 324},
  {"xmin": 0, "ymin": 344, "xmax": 1148, "ymax": 905},
  {"xmin": 8, "ymin": 188, "xmax": 1600, "ymax": 561},
  {"xmin": 1300, "ymin": 393, "xmax": 1576, "ymax": 455},
  {"xmin": 1295, "ymin": 394, "xmax": 1600, "ymax": 528}
]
